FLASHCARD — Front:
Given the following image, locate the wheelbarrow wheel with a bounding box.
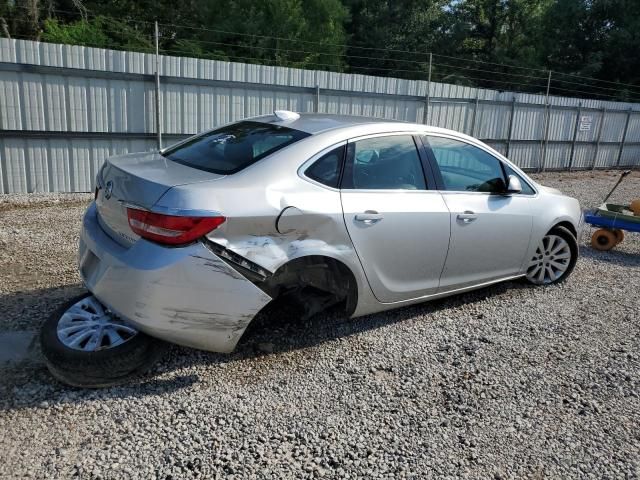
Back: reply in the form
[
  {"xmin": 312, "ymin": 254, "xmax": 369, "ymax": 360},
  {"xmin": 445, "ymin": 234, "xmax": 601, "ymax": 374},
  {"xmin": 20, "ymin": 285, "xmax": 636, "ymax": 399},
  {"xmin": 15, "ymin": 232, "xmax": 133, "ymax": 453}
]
[
  {"xmin": 591, "ymin": 229, "xmax": 617, "ymax": 251},
  {"xmin": 612, "ymin": 229, "xmax": 624, "ymax": 245}
]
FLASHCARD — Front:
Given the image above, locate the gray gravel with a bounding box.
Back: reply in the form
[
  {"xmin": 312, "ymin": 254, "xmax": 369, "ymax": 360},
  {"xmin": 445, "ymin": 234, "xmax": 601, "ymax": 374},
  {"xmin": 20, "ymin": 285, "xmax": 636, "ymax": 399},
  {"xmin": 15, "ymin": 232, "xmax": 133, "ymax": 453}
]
[{"xmin": 1, "ymin": 170, "xmax": 639, "ymax": 479}]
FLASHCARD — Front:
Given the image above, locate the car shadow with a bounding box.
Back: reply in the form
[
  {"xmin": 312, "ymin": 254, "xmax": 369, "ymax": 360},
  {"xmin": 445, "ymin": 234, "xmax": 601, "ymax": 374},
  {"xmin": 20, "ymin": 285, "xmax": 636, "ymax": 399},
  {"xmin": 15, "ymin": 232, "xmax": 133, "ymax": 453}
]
[{"xmin": 0, "ymin": 279, "xmax": 536, "ymax": 412}]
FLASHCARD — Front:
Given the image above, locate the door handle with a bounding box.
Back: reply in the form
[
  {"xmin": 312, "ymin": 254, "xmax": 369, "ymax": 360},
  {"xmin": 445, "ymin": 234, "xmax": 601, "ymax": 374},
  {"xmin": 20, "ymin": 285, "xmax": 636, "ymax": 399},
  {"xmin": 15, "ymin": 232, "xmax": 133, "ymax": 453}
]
[
  {"xmin": 457, "ymin": 211, "xmax": 478, "ymax": 223},
  {"xmin": 355, "ymin": 211, "xmax": 383, "ymax": 224}
]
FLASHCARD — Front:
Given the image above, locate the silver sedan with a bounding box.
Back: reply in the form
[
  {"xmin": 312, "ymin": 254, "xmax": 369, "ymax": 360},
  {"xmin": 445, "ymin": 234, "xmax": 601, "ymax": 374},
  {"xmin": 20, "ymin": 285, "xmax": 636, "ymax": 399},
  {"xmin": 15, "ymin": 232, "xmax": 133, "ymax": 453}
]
[{"xmin": 41, "ymin": 112, "xmax": 582, "ymax": 386}]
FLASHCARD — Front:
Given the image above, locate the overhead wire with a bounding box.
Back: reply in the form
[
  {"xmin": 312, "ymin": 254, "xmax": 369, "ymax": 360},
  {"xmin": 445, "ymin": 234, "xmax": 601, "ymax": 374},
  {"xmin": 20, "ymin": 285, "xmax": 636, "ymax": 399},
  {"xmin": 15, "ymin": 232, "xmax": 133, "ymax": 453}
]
[
  {"xmin": 4, "ymin": 33, "xmax": 629, "ymax": 99},
  {"xmin": 7, "ymin": 4, "xmax": 634, "ymax": 85},
  {"xmin": 3, "ymin": 4, "xmax": 640, "ymax": 100}
]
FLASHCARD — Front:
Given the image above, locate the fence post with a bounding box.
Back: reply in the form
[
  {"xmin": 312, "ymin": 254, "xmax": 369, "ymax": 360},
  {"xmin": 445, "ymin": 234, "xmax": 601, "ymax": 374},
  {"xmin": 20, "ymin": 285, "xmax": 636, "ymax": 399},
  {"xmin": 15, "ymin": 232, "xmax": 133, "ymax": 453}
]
[
  {"xmin": 470, "ymin": 95, "xmax": 479, "ymax": 136},
  {"xmin": 539, "ymin": 70, "xmax": 552, "ymax": 172},
  {"xmin": 568, "ymin": 102, "xmax": 582, "ymax": 171},
  {"xmin": 592, "ymin": 107, "xmax": 605, "ymax": 170},
  {"xmin": 540, "ymin": 104, "xmax": 552, "ymax": 172},
  {"xmin": 423, "ymin": 52, "xmax": 432, "ymax": 125},
  {"xmin": 315, "ymin": 85, "xmax": 320, "ymax": 113},
  {"xmin": 154, "ymin": 21, "xmax": 162, "ymax": 150},
  {"xmin": 616, "ymin": 108, "xmax": 632, "ymax": 167},
  {"xmin": 505, "ymin": 96, "xmax": 516, "ymax": 158}
]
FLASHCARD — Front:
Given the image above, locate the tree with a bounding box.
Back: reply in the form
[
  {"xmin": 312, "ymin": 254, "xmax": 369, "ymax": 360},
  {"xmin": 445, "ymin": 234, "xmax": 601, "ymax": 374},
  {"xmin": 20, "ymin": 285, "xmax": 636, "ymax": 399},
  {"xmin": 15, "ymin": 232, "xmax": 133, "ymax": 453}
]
[
  {"xmin": 199, "ymin": 0, "xmax": 349, "ymax": 68},
  {"xmin": 0, "ymin": 0, "xmax": 638, "ymax": 99},
  {"xmin": 41, "ymin": 16, "xmax": 152, "ymax": 51},
  {"xmin": 343, "ymin": 0, "xmax": 448, "ymax": 78}
]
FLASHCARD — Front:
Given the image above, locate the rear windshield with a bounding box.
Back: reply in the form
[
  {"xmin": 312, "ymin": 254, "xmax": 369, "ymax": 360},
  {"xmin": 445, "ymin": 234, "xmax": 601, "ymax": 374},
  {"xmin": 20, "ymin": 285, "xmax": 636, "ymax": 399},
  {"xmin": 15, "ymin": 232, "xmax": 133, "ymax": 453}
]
[{"xmin": 163, "ymin": 121, "xmax": 310, "ymax": 174}]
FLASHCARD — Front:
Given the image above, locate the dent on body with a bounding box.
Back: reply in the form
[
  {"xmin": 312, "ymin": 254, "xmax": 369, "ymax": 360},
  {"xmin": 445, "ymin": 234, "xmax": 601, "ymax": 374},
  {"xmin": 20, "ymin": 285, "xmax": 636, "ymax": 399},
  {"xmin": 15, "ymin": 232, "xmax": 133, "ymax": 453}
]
[{"xmin": 211, "ymin": 205, "xmax": 348, "ymax": 271}]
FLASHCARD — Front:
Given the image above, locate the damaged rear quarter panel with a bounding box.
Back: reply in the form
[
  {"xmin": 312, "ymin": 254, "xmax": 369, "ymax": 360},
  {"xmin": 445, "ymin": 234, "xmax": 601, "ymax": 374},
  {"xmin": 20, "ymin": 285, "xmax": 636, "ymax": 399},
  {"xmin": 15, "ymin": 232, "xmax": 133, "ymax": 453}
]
[
  {"xmin": 204, "ymin": 173, "xmax": 361, "ymax": 279},
  {"xmin": 152, "ymin": 135, "xmax": 375, "ymax": 315},
  {"xmin": 81, "ymin": 204, "xmax": 272, "ymax": 352}
]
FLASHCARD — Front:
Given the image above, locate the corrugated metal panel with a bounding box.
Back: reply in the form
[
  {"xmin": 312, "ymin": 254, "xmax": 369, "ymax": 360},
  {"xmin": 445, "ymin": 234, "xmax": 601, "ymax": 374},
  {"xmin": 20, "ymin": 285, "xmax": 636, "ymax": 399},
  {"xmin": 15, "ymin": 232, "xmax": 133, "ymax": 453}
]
[
  {"xmin": 620, "ymin": 145, "xmax": 640, "ymax": 167},
  {"xmin": 1, "ymin": 37, "xmax": 639, "ymax": 193},
  {"xmin": 474, "ymin": 103, "xmax": 511, "ymax": 139},
  {"xmin": 594, "ymin": 145, "xmax": 619, "ymax": 169},
  {"xmin": 600, "ymin": 111, "xmax": 628, "ymax": 142},
  {"xmin": 625, "ymin": 113, "xmax": 640, "ymax": 143},
  {"xmin": 546, "ymin": 108, "xmax": 577, "ymax": 141},
  {"xmin": 511, "ymin": 104, "xmax": 545, "ymax": 141},
  {"xmin": 428, "ymin": 101, "xmax": 475, "ymax": 134},
  {"xmin": 544, "ymin": 143, "xmax": 572, "ymax": 170},
  {"xmin": 570, "ymin": 144, "xmax": 596, "ymax": 169},
  {"xmin": 508, "ymin": 142, "xmax": 543, "ymax": 170}
]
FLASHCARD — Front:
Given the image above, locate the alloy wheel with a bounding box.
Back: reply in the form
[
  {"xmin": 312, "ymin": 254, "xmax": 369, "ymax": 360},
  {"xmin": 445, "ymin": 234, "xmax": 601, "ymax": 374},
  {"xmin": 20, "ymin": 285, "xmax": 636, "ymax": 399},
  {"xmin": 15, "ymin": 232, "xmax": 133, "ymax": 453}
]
[{"xmin": 526, "ymin": 234, "xmax": 572, "ymax": 285}]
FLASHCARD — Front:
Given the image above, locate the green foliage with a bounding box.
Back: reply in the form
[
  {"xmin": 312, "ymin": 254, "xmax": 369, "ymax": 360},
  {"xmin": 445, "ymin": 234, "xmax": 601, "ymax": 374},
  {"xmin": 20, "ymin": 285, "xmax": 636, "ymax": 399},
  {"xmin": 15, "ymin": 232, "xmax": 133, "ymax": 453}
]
[
  {"xmin": 2, "ymin": 0, "xmax": 639, "ymax": 100},
  {"xmin": 42, "ymin": 18, "xmax": 110, "ymax": 47},
  {"xmin": 41, "ymin": 16, "xmax": 153, "ymax": 51},
  {"xmin": 199, "ymin": 0, "xmax": 349, "ymax": 69},
  {"xmin": 344, "ymin": 0, "xmax": 448, "ymax": 78}
]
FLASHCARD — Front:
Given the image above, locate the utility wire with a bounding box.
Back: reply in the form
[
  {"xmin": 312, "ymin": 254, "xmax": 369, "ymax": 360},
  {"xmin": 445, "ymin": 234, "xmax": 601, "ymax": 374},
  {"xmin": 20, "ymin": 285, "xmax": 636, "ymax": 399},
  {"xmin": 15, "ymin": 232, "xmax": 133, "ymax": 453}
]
[
  {"xmin": 4, "ymin": 4, "xmax": 640, "ymax": 99},
  {"xmin": 3, "ymin": 34, "xmax": 632, "ymax": 100},
  {"xmin": 159, "ymin": 46, "xmax": 552, "ymax": 92},
  {"xmin": 158, "ymin": 35, "xmax": 552, "ymax": 83},
  {"xmin": 8, "ymin": 4, "xmax": 633, "ymax": 88},
  {"xmin": 552, "ymin": 76, "xmax": 640, "ymax": 95}
]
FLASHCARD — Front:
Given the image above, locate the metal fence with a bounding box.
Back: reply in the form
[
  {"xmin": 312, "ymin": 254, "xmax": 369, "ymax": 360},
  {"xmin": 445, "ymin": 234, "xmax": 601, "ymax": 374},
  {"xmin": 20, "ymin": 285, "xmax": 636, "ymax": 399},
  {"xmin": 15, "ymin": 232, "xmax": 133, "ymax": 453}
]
[{"xmin": 0, "ymin": 38, "xmax": 639, "ymax": 194}]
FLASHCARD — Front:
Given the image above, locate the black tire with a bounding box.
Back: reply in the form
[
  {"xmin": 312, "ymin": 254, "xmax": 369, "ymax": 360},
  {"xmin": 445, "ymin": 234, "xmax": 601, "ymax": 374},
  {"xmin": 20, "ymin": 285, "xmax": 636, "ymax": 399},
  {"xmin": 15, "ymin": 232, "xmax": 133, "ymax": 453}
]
[
  {"xmin": 526, "ymin": 225, "xmax": 578, "ymax": 285},
  {"xmin": 550, "ymin": 226, "xmax": 578, "ymax": 283},
  {"xmin": 40, "ymin": 292, "xmax": 168, "ymax": 388}
]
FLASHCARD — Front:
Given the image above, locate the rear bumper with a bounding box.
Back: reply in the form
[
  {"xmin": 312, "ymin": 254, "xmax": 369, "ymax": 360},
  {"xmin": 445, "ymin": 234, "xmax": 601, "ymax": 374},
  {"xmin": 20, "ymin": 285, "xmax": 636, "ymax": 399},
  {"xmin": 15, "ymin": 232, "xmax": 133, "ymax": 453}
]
[{"xmin": 79, "ymin": 202, "xmax": 272, "ymax": 352}]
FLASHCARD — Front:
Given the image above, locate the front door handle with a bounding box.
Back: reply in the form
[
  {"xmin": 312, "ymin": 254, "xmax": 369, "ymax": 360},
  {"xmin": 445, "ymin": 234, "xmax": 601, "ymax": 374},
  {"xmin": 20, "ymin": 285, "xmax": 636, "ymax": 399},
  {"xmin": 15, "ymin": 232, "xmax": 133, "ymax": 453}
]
[
  {"xmin": 355, "ymin": 211, "xmax": 383, "ymax": 224},
  {"xmin": 457, "ymin": 211, "xmax": 478, "ymax": 223}
]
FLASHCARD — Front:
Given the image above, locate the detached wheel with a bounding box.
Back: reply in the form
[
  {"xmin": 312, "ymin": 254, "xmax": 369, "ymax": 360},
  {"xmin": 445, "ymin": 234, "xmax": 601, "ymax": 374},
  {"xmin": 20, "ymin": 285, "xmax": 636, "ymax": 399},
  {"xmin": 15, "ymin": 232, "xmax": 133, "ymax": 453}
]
[
  {"xmin": 40, "ymin": 293, "xmax": 167, "ymax": 388},
  {"xmin": 591, "ymin": 229, "xmax": 617, "ymax": 251},
  {"xmin": 526, "ymin": 226, "xmax": 578, "ymax": 285}
]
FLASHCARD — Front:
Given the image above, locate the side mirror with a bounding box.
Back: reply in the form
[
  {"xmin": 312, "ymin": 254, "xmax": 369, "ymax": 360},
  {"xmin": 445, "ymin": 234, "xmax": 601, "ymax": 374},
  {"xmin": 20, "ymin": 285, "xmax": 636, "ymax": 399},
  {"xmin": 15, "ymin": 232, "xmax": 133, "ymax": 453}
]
[{"xmin": 506, "ymin": 175, "xmax": 522, "ymax": 194}]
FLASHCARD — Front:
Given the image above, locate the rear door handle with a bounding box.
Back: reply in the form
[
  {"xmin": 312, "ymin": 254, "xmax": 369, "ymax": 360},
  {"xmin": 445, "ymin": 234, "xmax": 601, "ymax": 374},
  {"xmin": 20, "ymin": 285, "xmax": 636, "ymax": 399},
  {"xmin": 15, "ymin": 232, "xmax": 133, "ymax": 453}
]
[
  {"xmin": 457, "ymin": 211, "xmax": 478, "ymax": 223},
  {"xmin": 355, "ymin": 211, "xmax": 383, "ymax": 224}
]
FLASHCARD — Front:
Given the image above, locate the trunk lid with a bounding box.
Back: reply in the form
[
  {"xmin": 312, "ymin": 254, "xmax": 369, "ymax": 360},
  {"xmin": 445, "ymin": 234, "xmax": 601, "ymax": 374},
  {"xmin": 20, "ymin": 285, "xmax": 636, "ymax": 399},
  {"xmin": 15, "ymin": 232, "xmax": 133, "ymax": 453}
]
[{"xmin": 96, "ymin": 151, "xmax": 225, "ymax": 247}]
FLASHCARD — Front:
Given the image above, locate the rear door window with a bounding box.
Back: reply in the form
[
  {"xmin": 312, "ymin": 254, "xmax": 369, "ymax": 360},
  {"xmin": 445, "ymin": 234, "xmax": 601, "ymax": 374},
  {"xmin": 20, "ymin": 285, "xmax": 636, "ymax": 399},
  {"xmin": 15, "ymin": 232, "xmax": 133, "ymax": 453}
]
[
  {"xmin": 163, "ymin": 121, "xmax": 310, "ymax": 174},
  {"xmin": 342, "ymin": 135, "xmax": 427, "ymax": 190}
]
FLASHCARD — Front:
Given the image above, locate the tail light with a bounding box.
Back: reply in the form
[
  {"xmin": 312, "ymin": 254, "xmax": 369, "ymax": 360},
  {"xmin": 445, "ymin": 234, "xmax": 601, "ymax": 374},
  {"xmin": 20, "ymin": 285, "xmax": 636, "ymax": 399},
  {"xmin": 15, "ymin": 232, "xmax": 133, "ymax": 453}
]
[{"xmin": 126, "ymin": 208, "xmax": 226, "ymax": 246}]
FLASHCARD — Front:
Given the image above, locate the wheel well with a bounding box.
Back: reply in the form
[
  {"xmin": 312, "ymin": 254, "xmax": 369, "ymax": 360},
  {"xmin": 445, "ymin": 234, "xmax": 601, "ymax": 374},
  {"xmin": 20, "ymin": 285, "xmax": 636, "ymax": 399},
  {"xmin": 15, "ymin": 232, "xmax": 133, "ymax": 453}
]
[
  {"xmin": 552, "ymin": 221, "xmax": 577, "ymax": 238},
  {"xmin": 259, "ymin": 255, "xmax": 358, "ymax": 318}
]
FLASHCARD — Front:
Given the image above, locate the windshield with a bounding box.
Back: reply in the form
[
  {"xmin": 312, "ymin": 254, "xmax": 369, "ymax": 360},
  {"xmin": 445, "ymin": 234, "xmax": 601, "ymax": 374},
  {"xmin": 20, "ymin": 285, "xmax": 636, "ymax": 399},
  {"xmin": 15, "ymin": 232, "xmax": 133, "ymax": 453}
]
[{"xmin": 163, "ymin": 121, "xmax": 310, "ymax": 174}]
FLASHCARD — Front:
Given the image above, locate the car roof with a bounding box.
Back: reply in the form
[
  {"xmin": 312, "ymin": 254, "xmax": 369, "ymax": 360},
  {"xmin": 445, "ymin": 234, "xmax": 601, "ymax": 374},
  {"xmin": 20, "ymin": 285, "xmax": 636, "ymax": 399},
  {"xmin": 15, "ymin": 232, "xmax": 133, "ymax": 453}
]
[
  {"xmin": 250, "ymin": 112, "xmax": 406, "ymax": 135},
  {"xmin": 249, "ymin": 112, "xmax": 479, "ymax": 144}
]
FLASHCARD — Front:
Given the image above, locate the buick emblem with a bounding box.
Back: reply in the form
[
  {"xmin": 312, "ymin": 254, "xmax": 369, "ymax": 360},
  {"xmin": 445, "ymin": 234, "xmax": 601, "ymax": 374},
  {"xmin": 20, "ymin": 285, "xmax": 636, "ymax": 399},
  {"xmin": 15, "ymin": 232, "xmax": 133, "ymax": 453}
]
[{"xmin": 104, "ymin": 180, "xmax": 114, "ymax": 200}]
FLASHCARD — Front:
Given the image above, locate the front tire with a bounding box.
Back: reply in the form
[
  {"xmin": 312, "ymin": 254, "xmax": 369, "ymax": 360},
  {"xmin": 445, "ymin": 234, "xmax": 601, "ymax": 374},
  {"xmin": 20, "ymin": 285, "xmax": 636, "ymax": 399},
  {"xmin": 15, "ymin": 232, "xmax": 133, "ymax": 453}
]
[
  {"xmin": 526, "ymin": 226, "xmax": 578, "ymax": 285},
  {"xmin": 40, "ymin": 293, "xmax": 167, "ymax": 388}
]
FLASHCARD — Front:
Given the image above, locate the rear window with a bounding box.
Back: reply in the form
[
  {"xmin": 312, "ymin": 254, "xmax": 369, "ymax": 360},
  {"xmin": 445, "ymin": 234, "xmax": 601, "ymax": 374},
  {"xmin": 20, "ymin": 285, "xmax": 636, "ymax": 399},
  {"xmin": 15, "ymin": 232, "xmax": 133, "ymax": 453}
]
[{"xmin": 163, "ymin": 121, "xmax": 310, "ymax": 174}]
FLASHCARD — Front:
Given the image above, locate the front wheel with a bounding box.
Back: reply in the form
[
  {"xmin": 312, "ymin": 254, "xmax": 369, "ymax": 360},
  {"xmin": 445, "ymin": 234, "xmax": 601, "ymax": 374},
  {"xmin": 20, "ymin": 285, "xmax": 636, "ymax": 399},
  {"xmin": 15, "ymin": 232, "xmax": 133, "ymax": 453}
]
[{"xmin": 526, "ymin": 226, "xmax": 578, "ymax": 285}]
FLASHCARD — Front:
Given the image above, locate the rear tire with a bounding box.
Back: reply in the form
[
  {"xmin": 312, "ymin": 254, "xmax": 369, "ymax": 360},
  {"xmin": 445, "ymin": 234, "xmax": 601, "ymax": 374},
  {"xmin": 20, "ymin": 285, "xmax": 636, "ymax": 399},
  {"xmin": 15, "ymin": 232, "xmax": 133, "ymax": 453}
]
[
  {"xmin": 591, "ymin": 229, "xmax": 617, "ymax": 251},
  {"xmin": 40, "ymin": 293, "xmax": 167, "ymax": 388}
]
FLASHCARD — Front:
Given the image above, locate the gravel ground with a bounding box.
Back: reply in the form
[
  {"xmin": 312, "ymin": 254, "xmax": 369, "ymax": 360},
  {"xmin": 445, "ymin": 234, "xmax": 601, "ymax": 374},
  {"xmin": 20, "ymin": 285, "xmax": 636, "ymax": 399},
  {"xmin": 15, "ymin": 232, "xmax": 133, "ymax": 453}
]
[{"xmin": 0, "ymin": 170, "xmax": 639, "ymax": 479}]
